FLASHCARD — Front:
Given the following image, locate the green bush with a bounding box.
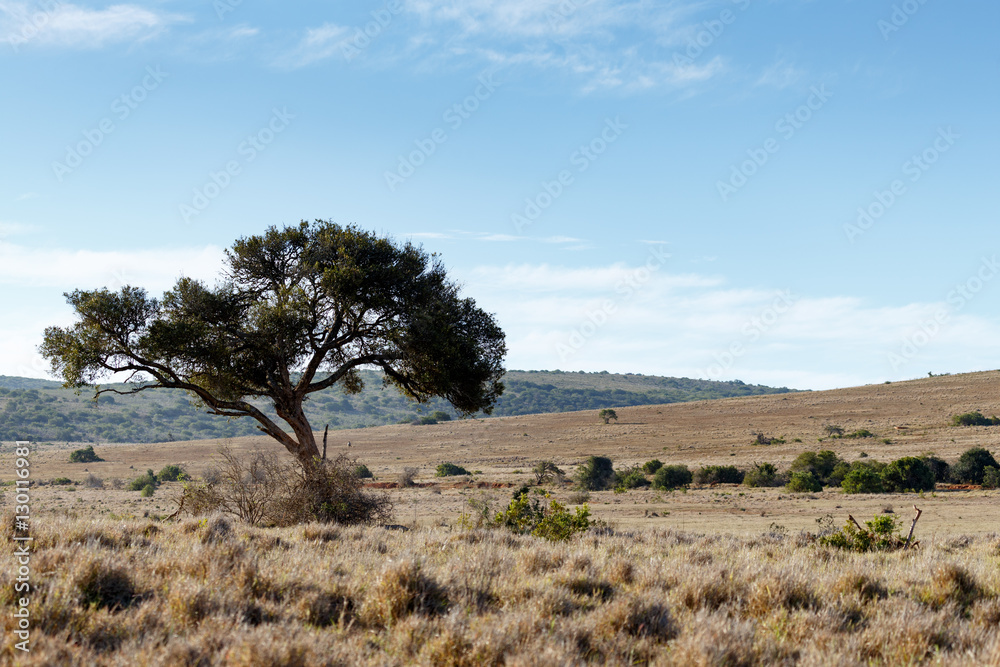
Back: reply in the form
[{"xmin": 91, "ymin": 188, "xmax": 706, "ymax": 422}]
[
  {"xmin": 921, "ymin": 454, "xmax": 950, "ymax": 483},
  {"xmin": 820, "ymin": 514, "xmax": 904, "ymax": 552},
  {"xmin": 53, "ymin": 477, "xmax": 73, "ymax": 486},
  {"xmin": 652, "ymin": 464, "xmax": 692, "ymax": 490},
  {"xmin": 354, "ymin": 464, "xmax": 374, "ymax": 479},
  {"xmin": 790, "ymin": 450, "xmax": 844, "ymax": 485},
  {"xmin": 827, "ymin": 461, "xmax": 851, "ymax": 488},
  {"xmin": 492, "ymin": 493, "xmax": 590, "ymax": 540},
  {"xmin": 951, "ymin": 447, "xmax": 1000, "ymax": 484},
  {"xmin": 982, "ymin": 467, "xmax": 1000, "ymax": 490},
  {"xmin": 598, "ymin": 409, "xmax": 618, "ymax": 424},
  {"xmin": 950, "ymin": 411, "xmax": 1000, "ymax": 426},
  {"xmin": 642, "ymin": 459, "xmax": 663, "ymax": 474},
  {"xmin": 435, "ymin": 462, "xmax": 470, "ymax": 477},
  {"xmin": 786, "ymin": 471, "xmax": 822, "ymax": 493},
  {"xmin": 841, "ymin": 465, "xmax": 884, "ymax": 494},
  {"xmin": 140, "ymin": 484, "xmax": 155, "ymax": 497},
  {"xmin": 429, "ymin": 410, "xmax": 452, "ymax": 422},
  {"xmin": 614, "ymin": 467, "xmax": 650, "ymax": 493},
  {"xmin": 843, "ymin": 429, "xmax": 876, "ymax": 439},
  {"xmin": 694, "ymin": 465, "xmax": 744, "ymax": 485},
  {"xmin": 881, "ymin": 456, "xmax": 935, "ymax": 492},
  {"xmin": 128, "ymin": 469, "xmax": 159, "ymax": 492},
  {"xmin": 155, "ymin": 464, "xmax": 189, "ymax": 482},
  {"xmin": 69, "ymin": 445, "xmax": 103, "ymax": 463},
  {"xmin": 576, "ymin": 456, "xmax": 616, "ymax": 491},
  {"xmin": 532, "ymin": 461, "xmax": 564, "ymax": 485},
  {"xmin": 743, "ymin": 462, "xmax": 780, "ymax": 488}
]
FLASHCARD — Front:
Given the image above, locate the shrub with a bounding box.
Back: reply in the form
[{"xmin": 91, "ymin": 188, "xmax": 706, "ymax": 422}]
[
  {"xmin": 827, "ymin": 461, "xmax": 851, "ymax": 488},
  {"xmin": 844, "ymin": 429, "xmax": 876, "ymax": 439},
  {"xmin": 841, "ymin": 465, "xmax": 884, "ymax": 494},
  {"xmin": 881, "ymin": 456, "xmax": 935, "ymax": 492},
  {"xmin": 598, "ymin": 408, "xmax": 618, "ymax": 424},
  {"xmin": 823, "ymin": 425, "xmax": 844, "ymax": 437},
  {"xmin": 790, "ymin": 450, "xmax": 844, "ymax": 485},
  {"xmin": 140, "ymin": 484, "xmax": 155, "ymax": 497},
  {"xmin": 53, "ymin": 477, "xmax": 73, "ymax": 486},
  {"xmin": 492, "ymin": 493, "xmax": 590, "ymax": 540},
  {"xmin": 951, "ymin": 447, "xmax": 1000, "ymax": 484},
  {"xmin": 786, "ymin": 471, "xmax": 822, "ymax": 493},
  {"xmin": 532, "ymin": 460, "xmax": 564, "ymax": 485},
  {"xmin": 429, "ymin": 410, "xmax": 451, "ymax": 422},
  {"xmin": 642, "ymin": 459, "xmax": 664, "ymax": 474},
  {"xmin": 128, "ymin": 469, "xmax": 159, "ymax": 492},
  {"xmin": 84, "ymin": 473, "xmax": 104, "ymax": 489},
  {"xmin": 576, "ymin": 456, "xmax": 616, "ymax": 491},
  {"xmin": 982, "ymin": 467, "xmax": 1000, "ymax": 490},
  {"xmin": 652, "ymin": 465, "xmax": 692, "ymax": 490},
  {"xmin": 743, "ymin": 462, "xmax": 779, "ymax": 488},
  {"xmin": 398, "ymin": 467, "xmax": 418, "ymax": 487},
  {"xmin": 751, "ymin": 432, "xmax": 784, "ymax": 445},
  {"xmin": 820, "ymin": 514, "xmax": 905, "ymax": 552},
  {"xmin": 174, "ymin": 446, "xmax": 392, "ymax": 527},
  {"xmin": 156, "ymin": 464, "xmax": 189, "ymax": 482},
  {"xmin": 354, "ymin": 464, "xmax": 374, "ymax": 479},
  {"xmin": 921, "ymin": 455, "xmax": 950, "ymax": 483},
  {"xmin": 694, "ymin": 465, "xmax": 744, "ymax": 485},
  {"xmin": 69, "ymin": 445, "xmax": 103, "ymax": 463},
  {"xmin": 614, "ymin": 467, "xmax": 650, "ymax": 493},
  {"xmin": 436, "ymin": 463, "xmax": 470, "ymax": 477},
  {"xmin": 950, "ymin": 411, "xmax": 1000, "ymax": 426}
]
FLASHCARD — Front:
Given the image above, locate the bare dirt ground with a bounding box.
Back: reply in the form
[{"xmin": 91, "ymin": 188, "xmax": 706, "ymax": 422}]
[{"xmin": 4, "ymin": 370, "xmax": 1000, "ymax": 536}]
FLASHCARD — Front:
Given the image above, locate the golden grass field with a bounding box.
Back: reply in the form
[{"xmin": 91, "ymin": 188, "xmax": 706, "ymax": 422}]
[{"xmin": 2, "ymin": 371, "xmax": 1000, "ymax": 664}]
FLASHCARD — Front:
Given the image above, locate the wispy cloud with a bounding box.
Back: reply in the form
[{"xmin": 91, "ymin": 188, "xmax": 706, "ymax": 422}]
[
  {"xmin": 273, "ymin": 22, "xmax": 351, "ymax": 68},
  {"xmin": 0, "ymin": 1, "xmax": 187, "ymax": 49}
]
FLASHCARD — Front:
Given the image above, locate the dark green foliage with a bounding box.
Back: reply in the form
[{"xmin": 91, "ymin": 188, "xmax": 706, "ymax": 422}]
[
  {"xmin": 827, "ymin": 461, "xmax": 851, "ymax": 488},
  {"xmin": 52, "ymin": 477, "xmax": 73, "ymax": 486},
  {"xmin": 881, "ymin": 457, "xmax": 935, "ymax": 492},
  {"xmin": 950, "ymin": 411, "xmax": 1000, "ymax": 426},
  {"xmin": 77, "ymin": 562, "xmax": 138, "ymax": 610},
  {"xmin": 789, "ymin": 450, "xmax": 845, "ymax": 486},
  {"xmin": 951, "ymin": 447, "xmax": 1000, "ymax": 484},
  {"xmin": 429, "ymin": 410, "xmax": 451, "ymax": 422},
  {"xmin": 921, "ymin": 455, "xmax": 950, "ymax": 483},
  {"xmin": 786, "ymin": 471, "xmax": 822, "ymax": 493},
  {"xmin": 155, "ymin": 464, "xmax": 189, "ymax": 482},
  {"xmin": 435, "ymin": 462, "xmax": 470, "ymax": 477},
  {"xmin": 69, "ymin": 445, "xmax": 103, "ymax": 463},
  {"xmin": 140, "ymin": 484, "xmax": 155, "ymax": 497},
  {"xmin": 694, "ymin": 465, "xmax": 744, "ymax": 485},
  {"xmin": 614, "ymin": 467, "xmax": 650, "ymax": 492},
  {"xmin": 598, "ymin": 408, "xmax": 618, "ymax": 424},
  {"xmin": 841, "ymin": 465, "xmax": 885, "ymax": 494},
  {"xmin": 128, "ymin": 469, "xmax": 159, "ymax": 492},
  {"xmin": 982, "ymin": 467, "xmax": 1000, "ymax": 490},
  {"xmin": 820, "ymin": 514, "xmax": 905, "ymax": 552},
  {"xmin": 743, "ymin": 462, "xmax": 780, "ymax": 488},
  {"xmin": 576, "ymin": 456, "xmax": 616, "ymax": 491},
  {"xmin": 842, "ymin": 429, "xmax": 875, "ymax": 439},
  {"xmin": 354, "ymin": 464, "xmax": 373, "ymax": 479},
  {"xmin": 39, "ymin": 221, "xmax": 506, "ymax": 469},
  {"xmin": 642, "ymin": 459, "xmax": 663, "ymax": 474},
  {"xmin": 532, "ymin": 461, "xmax": 564, "ymax": 485},
  {"xmin": 652, "ymin": 465, "xmax": 692, "ymax": 490}
]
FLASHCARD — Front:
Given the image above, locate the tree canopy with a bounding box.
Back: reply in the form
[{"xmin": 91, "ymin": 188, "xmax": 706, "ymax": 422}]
[{"xmin": 40, "ymin": 221, "xmax": 506, "ymax": 467}]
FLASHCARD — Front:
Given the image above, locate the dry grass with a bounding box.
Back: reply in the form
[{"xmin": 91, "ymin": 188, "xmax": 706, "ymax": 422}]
[{"xmin": 3, "ymin": 512, "xmax": 1000, "ymax": 665}]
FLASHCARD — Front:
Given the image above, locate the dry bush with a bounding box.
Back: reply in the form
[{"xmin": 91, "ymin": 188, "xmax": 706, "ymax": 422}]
[
  {"xmin": 398, "ymin": 466, "xmax": 419, "ymax": 487},
  {"xmin": 173, "ymin": 445, "xmax": 392, "ymax": 527}
]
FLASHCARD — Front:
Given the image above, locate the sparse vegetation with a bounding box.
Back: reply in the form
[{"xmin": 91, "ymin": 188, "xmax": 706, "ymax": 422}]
[
  {"xmin": 532, "ymin": 460, "xmax": 564, "ymax": 485},
  {"xmin": 354, "ymin": 464, "xmax": 374, "ymax": 479},
  {"xmin": 950, "ymin": 410, "xmax": 1000, "ymax": 426},
  {"xmin": 819, "ymin": 514, "xmax": 909, "ymax": 551}
]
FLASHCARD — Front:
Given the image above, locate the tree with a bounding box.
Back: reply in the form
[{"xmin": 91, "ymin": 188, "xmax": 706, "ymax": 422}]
[
  {"xmin": 951, "ymin": 447, "xmax": 1000, "ymax": 484},
  {"xmin": 40, "ymin": 221, "xmax": 506, "ymax": 470},
  {"xmin": 598, "ymin": 408, "xmax": 618, "ymax": 424},
  {"xmin": 881, "ymin": 456, "xmax": 934, "ymax": 492}
]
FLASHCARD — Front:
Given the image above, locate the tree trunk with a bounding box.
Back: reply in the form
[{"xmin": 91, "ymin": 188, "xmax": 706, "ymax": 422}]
[{"xmin": 275, "ymin": 401, "xmax": 321, "ymax": 468}]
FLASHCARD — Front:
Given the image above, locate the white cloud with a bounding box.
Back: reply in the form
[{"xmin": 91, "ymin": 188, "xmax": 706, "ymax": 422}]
[
  {"xmin": 274, "ymin": 22, "xmax": 351, "ymax": 68},
  {"xmin": 0, "ymin": 241, "xmax": 226, "ymax": 290},
  {"xmin": 0, "ymin": 1, "xmax": 186, "ymax": 49}
]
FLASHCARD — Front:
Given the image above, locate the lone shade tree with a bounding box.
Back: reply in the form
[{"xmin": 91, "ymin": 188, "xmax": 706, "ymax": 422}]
[{"xmin": 41, "ymin": 221, "xmax": 506, "ymax": 468}]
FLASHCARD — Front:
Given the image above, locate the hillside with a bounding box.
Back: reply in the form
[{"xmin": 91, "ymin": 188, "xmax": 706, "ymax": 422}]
[{"xmin": 0, "ymin": 370, "xmax": 793, "ymax": 444}]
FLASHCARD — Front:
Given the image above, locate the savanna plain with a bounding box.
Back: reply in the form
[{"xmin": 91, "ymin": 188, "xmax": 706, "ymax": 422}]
[{"xmin": 3, "ymin": 371, "xmax": 1000, "ymax": 665}]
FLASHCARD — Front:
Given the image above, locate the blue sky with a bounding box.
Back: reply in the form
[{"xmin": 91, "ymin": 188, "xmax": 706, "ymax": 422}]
[{"xmin": 1, "ymin": 0, "xmax": 998, "ymax": 390}]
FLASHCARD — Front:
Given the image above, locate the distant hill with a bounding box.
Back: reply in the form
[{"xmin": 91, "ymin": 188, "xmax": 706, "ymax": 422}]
[{"xmin": 0, "ymin": 371, "xmax": 797, "ymax": 444}]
